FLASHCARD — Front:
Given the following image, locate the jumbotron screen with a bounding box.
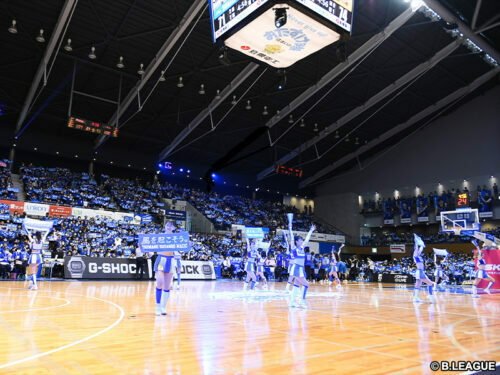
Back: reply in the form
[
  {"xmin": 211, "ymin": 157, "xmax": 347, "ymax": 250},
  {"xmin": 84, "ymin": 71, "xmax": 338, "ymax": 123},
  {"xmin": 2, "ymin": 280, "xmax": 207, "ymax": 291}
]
[
  {"xmin": 209, "ymin": 0, "xmax": 354, "ymax": 43},
  {"xmin": 209, "ymin": 0, "xmax": 269, "ymax": 42}
]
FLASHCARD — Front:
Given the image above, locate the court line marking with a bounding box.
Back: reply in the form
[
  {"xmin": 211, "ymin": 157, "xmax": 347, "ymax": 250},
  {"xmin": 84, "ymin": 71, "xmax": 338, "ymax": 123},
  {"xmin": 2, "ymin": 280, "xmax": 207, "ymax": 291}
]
[
  {"xmin": 0, "ymin": 287, "xmax": 125, "ymax": 370},
  {"xmin": 0, "ymin": 295, "xmax": 71, "ymax": 314},
  {"xmin": 445, "ymin": 317, "xmax": 482, "ymax": 361}
]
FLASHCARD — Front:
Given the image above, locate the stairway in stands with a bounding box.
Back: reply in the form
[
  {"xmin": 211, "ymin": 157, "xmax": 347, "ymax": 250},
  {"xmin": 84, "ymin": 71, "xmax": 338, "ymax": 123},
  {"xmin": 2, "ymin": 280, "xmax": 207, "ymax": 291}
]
[{"xmin": 10, "ymin": 174, "xmax": 26, "ymax": 201}]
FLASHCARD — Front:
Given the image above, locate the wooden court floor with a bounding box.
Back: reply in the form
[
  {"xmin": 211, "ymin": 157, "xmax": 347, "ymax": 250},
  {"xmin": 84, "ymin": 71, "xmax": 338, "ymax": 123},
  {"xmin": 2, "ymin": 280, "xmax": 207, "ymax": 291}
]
[{"xmin": 0, "ymin": 280, "xmax": 498, "ymax": 375}]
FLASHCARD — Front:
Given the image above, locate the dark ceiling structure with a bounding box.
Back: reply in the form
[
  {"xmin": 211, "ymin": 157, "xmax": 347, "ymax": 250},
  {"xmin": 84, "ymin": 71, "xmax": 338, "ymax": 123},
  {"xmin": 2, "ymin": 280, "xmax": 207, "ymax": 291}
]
[{"xmin": 0, "ymin": 0, "xmax": 499, "ymax": 194}]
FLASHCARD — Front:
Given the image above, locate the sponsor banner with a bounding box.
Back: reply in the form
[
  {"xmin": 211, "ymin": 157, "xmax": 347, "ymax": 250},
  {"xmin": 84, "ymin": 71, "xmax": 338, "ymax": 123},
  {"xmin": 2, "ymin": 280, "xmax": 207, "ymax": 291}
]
[
  {"xmin": 138, "ymin": 232, "xmax": 190, "ymax": 252},
  {"xmin": 225, "ymin": 5, "xmax": 340, "ymax": 68},
  {"xmin": 400, "ymin": 218, "xmax": 411, "ymax": 224},
  {"xmin": 417, "ymin": 216, "xmax": 429, "ymax": 222},
  {"xmin": 479, "ymin": 212, "xmax": 493, "ymax": 218},
  {"xmin": 65, "ymin": 256, "xmax": 142, "ymax": 279},
  {"xmin": 390, "ymin": 244, "xmax": 406, "ymax": 254},
  {"xmin": 24, "ymin": 202, "xmax": 50, "ymax": 217},
  {"xmin": 164, "ymin": 209, "xmax": 186, "ymax": 221},
  {"xmin": 49, "ymin": 205, "xmax": 72, "ymax": 217},
  {"xmin": 64, "ymin": 257, "xmax": 215, "ymax": 280},
  {"xmin": 384, "ymin": 219, "xmax": 394, "ymax": 225},
  {"xmin": 377, "ymin": 273, "xmax": 415, "ymax": 284},
  {"xmin": 276, "ymin": 228, "xmax": 345, "ymax": 244},
  {"xmin": 476, "ymin": 249, "xmax": 500, "ymax": 289},
  {"xmin": 173, "ymin": 260, "xmax": 216, "ymax": 280}
]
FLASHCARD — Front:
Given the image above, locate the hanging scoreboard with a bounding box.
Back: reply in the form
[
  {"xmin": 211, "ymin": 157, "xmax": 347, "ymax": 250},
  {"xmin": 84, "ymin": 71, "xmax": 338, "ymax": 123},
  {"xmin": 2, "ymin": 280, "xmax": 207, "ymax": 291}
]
[
  {"xmin": 210, "ymin": 0, "xmax": 269, "ymax": 42},
  {"xmin": 295, "ymin": 0, "xmax": 353, "ymax": 33},
  {"xmin": 67, "ymin": 117, "xmax": 118, "ymax": 137},
  {"xmin": 210, "ymin": 1, "xmax": 355, "ymax": 68}
]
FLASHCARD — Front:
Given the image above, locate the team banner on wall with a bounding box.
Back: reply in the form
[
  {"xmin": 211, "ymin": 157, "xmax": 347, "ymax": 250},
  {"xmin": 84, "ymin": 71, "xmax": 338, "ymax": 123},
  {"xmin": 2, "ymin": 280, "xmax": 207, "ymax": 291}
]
[
  {"xmin": 390, "ymin": 244, "xmax": 406, "ymax": 254},
  {"xmin": 138, "ymin": 232, "xmax": 190, "ymax": 252},
  {"xmin": 399, "ymin": 199, "xmax": 411, "ymax": 224},
  {"xmin": 476, "ymin": 249, "xmax": 500, "ymax": 289}
]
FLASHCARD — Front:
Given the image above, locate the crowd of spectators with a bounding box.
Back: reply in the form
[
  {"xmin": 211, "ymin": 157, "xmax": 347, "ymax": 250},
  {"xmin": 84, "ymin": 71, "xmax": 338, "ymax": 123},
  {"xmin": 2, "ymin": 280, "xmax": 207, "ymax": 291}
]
[
  {"xmin": 184, "ymin": 188, "xmax": 330, "ymax": 233},
  {"xmin": 0, "ymin": 163, "xmax": 16, "ymax": 201},
  {"xmin": 0, "ymin": 205, "xmax": 486, "ymax": 287},
  {"xmin": 14, "ymin": 163, "xmax": 337, "ymax": 234},
  {"xmin": 361, "ymin": 184, "xmax": 498, "ymax": 217},
  {"xmin": 102, "ymin": 176, "xmax": 165, "ymax": 216},
  {"xmin": 371, "ymin": 253, "xmax": 476, "ymax": 285},
  {"xmin": 362, "ymin": 227, "xmax": 500, "ymax": 247},
  {"xmin": 21, "ymin": 165, "xmax": 112, "ymax": 209}
]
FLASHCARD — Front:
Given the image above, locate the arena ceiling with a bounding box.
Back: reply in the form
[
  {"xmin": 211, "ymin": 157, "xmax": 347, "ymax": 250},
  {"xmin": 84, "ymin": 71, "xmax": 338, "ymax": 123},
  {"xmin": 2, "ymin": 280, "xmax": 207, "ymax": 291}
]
[{"xmin": 0, "ymin": 0, "xmax": 499, "ymax": 192}]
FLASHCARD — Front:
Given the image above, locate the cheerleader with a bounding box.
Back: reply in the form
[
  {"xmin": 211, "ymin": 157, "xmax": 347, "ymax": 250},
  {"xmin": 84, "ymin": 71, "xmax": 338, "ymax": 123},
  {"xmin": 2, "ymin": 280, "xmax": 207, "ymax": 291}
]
[
  {"xmin": 255, "ymin": 250, "xmax": 268, "ymax": 289},
  {"xmin": 413, "ymin": 234, "xmax": 434, "ymax": 303},
  {"xmin": 471, "ymin": 240, "xmax": 495, "ymax": 297},
  {"xmin": 154, "ymin": 222, "xmax": 176, "ymax": 315},
  {"xmin": 284, "ymin": 233, "xmax": 296, "ymax": 292},
  {"xmin": 243, "ymin": 237, "xmax": 258, "ymax": 292},
  {"xmin": 328, "ymin": 244, "xmax": 345, "ymax": 289},
  {"xmin": 433, "ymin": 252, "xmax": 449, "ymax": 289},
  {"xmin": 26, "ymin": 231, "xmax": 48, "ymax": 290},
  {"xmin": 174, "ymin": 251, "xmax": 182, "ymax": 290},
  {"xmin": 288, "ymin": 219, "xmax": 316, "ymax": 308}
]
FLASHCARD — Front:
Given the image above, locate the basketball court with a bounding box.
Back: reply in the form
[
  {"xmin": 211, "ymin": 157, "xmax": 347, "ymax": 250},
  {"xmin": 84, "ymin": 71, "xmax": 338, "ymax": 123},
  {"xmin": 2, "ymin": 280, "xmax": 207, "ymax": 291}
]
[{"xmin": 0, "ymin": 281, "xmax": 498, "ymax": 374}]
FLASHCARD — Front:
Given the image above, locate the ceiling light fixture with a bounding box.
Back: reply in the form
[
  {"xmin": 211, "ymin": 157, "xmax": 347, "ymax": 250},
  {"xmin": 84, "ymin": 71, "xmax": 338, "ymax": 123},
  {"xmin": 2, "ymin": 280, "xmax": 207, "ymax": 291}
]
[
  {"xmin": 334, "ymin": 130, "xmax": 340, "ymax": 139},
  {"xmin": 64, "ymin": 38, "xmax": 72, "ymax": 52},
  {"xmin": 245, "ymin": 100, "xmax": 251, "ymax": 110},
  {"xmin": 288, "ymin": 115, "xmax": 293, "ymax": 124},
  {"xmin": 262, "ymin": 106, "xmax": 268, "ymax": 115},
  {"xmin": 88, "ymin": 46, "xmax": 97, "ymax": 59},
  {"xmin": 36, "ymin": 29, "xmax": 45, "ymax": 43},
  {"xmin": 198, "ymin": 84, "xmax": 205, "ymax": 95},
  {"xmin": 116, "ymin": 56, "xmax": 124, "ymax": 68},
  {"xmin": 300, "ymin": 119, "xmax": 305, "ymax": 127},
  {"xmin": 8, "ymin": 20, "xmax": 17, "ymax": 34},
  {"xmin": 137, "ymin": 63, "xmax": 145, "ymax": 75},
  {"xmin": 231, "ymin": 95, "xmax": 237, "ymax": 105},
  {"xmin": 159, "ymin": 71, "xmax": 165, "ymax": 82},
  {"xmin": 313, "ymin": 123, "xmax": 318, "ymax": 132},
  {"xmin": 177, "ymin": 77, "xmax": 184, "ymax": 88}
]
